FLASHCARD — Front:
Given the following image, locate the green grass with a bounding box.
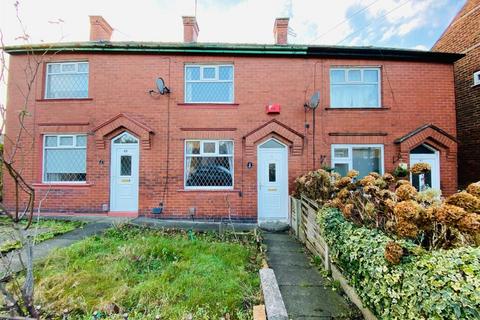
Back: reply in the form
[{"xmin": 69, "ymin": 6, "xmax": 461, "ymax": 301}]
[
  {"xmin": 0, "ymin": 216, "xmax": 84, "ymax": 254},
  {"xmin": 33, "ymin": 226, "xmax": 262, "ymax": 319}
]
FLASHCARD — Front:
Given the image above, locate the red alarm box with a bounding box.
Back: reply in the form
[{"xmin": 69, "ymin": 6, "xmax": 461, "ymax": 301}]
[{"xmin": 266, "ymin": 104, "xmax": 281, "ymax": 114}]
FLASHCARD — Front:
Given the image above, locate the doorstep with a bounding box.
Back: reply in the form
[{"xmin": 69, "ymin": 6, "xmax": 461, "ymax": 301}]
[{"xmin": 108, "ymin": 211, "xmax": 139, "ymax": 218}]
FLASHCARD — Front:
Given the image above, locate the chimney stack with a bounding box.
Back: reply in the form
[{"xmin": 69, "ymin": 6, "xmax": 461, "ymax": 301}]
[
  {"xmin": 182, "ymin": 16, "xmax": 199, "ymax": 43},
  {"xmin": 89, "ymin": 16, "xmax": 113, "ymax": 41},
  {"xmin": 274, "ymin": 18, "xmax": 289, "ymax": 45}
]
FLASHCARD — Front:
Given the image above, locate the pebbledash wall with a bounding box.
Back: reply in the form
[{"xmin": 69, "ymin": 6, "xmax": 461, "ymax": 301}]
[{"xmin": 3, "ymin": 16, "xmax": 461, "ymax": 220}]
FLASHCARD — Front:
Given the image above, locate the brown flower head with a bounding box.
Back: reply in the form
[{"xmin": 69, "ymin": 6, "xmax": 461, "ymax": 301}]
[
  {"xmin": 335, "ymin": 177, "xmax": 352, "ymax": 189},
  {"xmin": 410, "ymin": 162, "xmax": 431, "ymax": 174},
  {"xmin": 337, "ymin": 188, "xmax": 350, "ymax": 200},
  {"xmin": 359, "ymin": 175, "xmax": 376, "ymax": 186},
  {"xmin": 342, "ymin": 203, "xmax": 354, "ymax": 219},
  {"xmin": 446, "ymin": 191, "xmax": 480, "ymax": 212},
  {"xmin": 466, "ymin": 182, "xmax": 480, "ymax": 198},
  {"xmin": 384, "ymin": 199, "xmax": 396, "ymax": 211},
  {"xmin": 396, "ymin": 180, "xmax": 411, "ymax": 188},
  {"xmin": 382, "ymin": 173, "xmax": 395, "ymax": 183},
  {"xmin": 434, "ymin": 204, "xmax": 467, "ymax": 224},
  {"xmin": 379, "ymin": 189, "xmax": 395, "ymax": 200},
  {"xmin": 384, "ymin": 241, "xmax": 404, "ymax": 264},
  {"xmin": 394, "ymin": 200, "xmax": 422, "ymax": 220},
  {"xmin": 396, "ymin": 183, "xmax": 418, "ymax": 201},
  {"xmin": 347, "ymin": 170, "xmax": 359, "ymax": 178},
  {"xmin": 396, "ymin": 218, "xmax": 419, "ymax": 238},
  {"xmin": 368, "ymin": 172, "xmax": 381, "ymax": 179},
  {"xmin": 374, "ymin": 178, "xmax": 387, "ymax": 189},
  {"xmin": 363, "ymin": 185, "xmax": 380, "ymax": 195},
  {"xmin": 457, "ymin": 213, "xmax": 480, "ymax": 234}
]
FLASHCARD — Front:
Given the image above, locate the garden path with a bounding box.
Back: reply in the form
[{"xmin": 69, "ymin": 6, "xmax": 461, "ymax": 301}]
[{"xmin": 264, "ymin": 232, "xmax": 356, "ymax": 319}]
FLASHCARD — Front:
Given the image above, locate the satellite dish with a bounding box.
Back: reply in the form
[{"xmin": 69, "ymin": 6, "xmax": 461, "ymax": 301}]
[
  {"xmin": 155, "ymin": 77, "xmax": 170, "ymax": 95},
  {"xmin": 308, "ymin": 91, "xmax": 320, "ymax": 109}
]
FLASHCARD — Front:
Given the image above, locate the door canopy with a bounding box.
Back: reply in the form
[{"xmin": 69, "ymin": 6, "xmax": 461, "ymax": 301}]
[
  {"xmin": 395, "ymin": 124, "xmax": 457, "ymax": 158},
  {"xmin": 92, "ymin": 113, "xmax": 154, "ymax": 149}
]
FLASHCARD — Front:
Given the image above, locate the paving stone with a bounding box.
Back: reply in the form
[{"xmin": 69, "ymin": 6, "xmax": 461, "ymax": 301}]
[{"xmin": 264, "ymin": 232, "xmax": 354, "ymax": 320}]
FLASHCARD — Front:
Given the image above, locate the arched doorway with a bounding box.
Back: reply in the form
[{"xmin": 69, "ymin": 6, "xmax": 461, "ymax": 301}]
[
  {"xmin": 110, "ymin": 132, "xmax": 140, "ymax": 212},
  {"xmin": 257, "ymin": 138, "xmax": 288, "ymax": 222},
  {"xmin": 409, "ymin": 144, "xmax": 440, "ymax": 190}
]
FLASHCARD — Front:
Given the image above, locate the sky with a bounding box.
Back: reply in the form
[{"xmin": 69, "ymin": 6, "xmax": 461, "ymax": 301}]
[{"xmin": 0, "ymin": 0, "xmax": 466, "ymax": 49}]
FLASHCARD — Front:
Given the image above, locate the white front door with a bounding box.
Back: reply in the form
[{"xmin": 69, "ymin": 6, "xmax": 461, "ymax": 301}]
[
  {"xmin": 110, "ymin": 132, "xmax": 139, "ymax": 212},
  {"xmin": 410, "ymin": 151, "xmax": 440, "ymax": 190},
  {"xmin": 257, "ymin": 139, "xmax": 288, "ymax": 222}
]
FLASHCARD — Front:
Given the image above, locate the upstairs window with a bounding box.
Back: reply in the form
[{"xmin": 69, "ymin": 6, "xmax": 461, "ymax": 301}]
[
  {"xmin": 185, "ymin": 65, "xmax": 234, "ymax": 103},
  {"xmin": 43, "ymin": 134, "xmax": 87, "ymax": 182},
  {"xmin": 474, "ymin": 70, "xmax": 480, "ymax": 86},
  {"xmin": 330, "ymin": 68, "xmax": 380, "ymax": 108},
  {"xmin": 185, "ymin": 140, "xmax": 234, "ymax": 189},
  {"xmin": 45, "ymin": 62, "xmax": 89, "ymax": 99}
]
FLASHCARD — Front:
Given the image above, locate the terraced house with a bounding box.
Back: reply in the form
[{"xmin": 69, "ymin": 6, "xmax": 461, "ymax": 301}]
[{"xmin": 3, "ymin": 16, "xmax": 461, "ymax": 222}]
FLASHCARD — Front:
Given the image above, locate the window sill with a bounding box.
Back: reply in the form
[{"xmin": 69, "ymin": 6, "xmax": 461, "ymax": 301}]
[
  {"xmin": 178, "ymin": 188, "xmax": 240, "ymax": 193},
  {"xmin": 36, "ymin": 98, "xmax": 93, "ymax": 102},
  {"xmin": 324, "ymin": 107, "xmax": 390, "ymax": 111},
  {"xmin": 33, "ymin": 182, "xmax": 93, "ymax": 189},
  {"xmin": 178, "ymin": 103, "xmax": 239, "ymax": 109}
]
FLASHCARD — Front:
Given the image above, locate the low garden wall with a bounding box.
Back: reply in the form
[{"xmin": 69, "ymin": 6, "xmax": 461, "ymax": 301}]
[{"xmin": 290, "ymin": 195, "xmax": 480, "ymax": 320}]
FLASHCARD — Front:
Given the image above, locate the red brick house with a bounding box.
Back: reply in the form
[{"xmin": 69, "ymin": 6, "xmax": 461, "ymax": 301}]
[
  {"xmin": 3, "ymin": 16, "xmax": 461, "ymax": 222},
  {"xmin": 433, "ymin": 0, "xmax": 480, "ymax": 188}
]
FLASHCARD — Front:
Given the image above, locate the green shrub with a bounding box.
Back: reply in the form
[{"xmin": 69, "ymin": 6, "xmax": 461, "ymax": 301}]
[{"xmin": 317, "ymin": 207, "xmax": 480, "ymax": 320}]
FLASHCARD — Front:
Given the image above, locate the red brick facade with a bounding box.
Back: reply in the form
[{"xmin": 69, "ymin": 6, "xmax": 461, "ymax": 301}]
[
  {"xmin": 3, "ymin": 19, "xmax": 460, "ymax": 220},
  {"xmin": 433, "ymin": 0, "xmax": 480, "ymax": 187}
]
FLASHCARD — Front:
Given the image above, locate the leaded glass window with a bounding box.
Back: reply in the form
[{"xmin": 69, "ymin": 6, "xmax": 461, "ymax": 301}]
[
  {"xmin": 43, "ymin": 134, "xmax": 87, "ymax": 182},
  {"xmin": 185, "ymin": 65, "xmax": 234, "ymax": 103},
  {"xmin": 45, "ymin": 62, "xmax": 89, "ymax": 99},
  {"xmin": 185, "ymin": 140, "xmax": 234, "ymax": 189}
]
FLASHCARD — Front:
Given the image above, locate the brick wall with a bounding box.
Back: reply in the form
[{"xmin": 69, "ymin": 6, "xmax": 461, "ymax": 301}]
[
  {"xmin": 433, "ymin": 0, "xmax": 480, "ymax": 187},
  {"xmin": 3, "ymin": 52, "xmax": 458, "ymax": 219}
]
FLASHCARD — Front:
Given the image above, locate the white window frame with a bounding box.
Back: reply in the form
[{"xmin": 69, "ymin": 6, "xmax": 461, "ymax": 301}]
[
  {"xmin": 184, "ymin": 139, "xmax": 234, "ymax": 190},
  {"xmin": 474, "ymin": 70, "xmax": 480, "ymax": 86},
  {"xmin": 42, "ymin": 134, "xmax": 87, "ymax": 183},
  {"xmin": 329, "ymin": 67, "xmax": 381, "ymax": 108},
  {"xmin": 184, "ymin": 64, "xmax": 234, "ymax": 104},
  {"xmin": 331, "ymin": 144, "xmax": 384, "ymax": 176},
  {"xmin": 45, "ymin": 61, "xmax": 89, "ymax": 99}
]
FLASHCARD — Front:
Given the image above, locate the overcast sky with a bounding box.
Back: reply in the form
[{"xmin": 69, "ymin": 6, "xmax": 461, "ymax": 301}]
[{"xmin": 0, "ymin": 0, "xmax": 465, "ymax": 48}]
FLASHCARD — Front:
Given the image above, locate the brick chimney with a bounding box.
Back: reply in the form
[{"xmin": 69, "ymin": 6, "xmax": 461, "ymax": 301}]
[
  {"xmin": 89, "ymin": 16, "xmax": 113, "ymax": 41},
  {"xmin": 274, "ymin": 18, "xmax": 289, "ymax": 45},
  {"xmin": 182, "ymin": 16, "xmax": 199, "ymax": 43}
]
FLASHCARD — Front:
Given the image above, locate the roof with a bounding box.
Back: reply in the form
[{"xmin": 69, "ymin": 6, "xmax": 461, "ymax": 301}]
[{"xmin": 3, "ymin": 41, "xmax": 463, "ymax": 63}]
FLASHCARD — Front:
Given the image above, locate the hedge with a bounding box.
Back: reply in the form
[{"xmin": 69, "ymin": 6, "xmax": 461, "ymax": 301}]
[{"xmin": 317, "ymin": 207, "xmax": 480, "ymax": 320}]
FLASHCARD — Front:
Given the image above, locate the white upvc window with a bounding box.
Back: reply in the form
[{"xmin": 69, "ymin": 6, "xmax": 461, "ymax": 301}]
[
  {"xmin": 184, "ymin": 64, "xmax": 234, "ymax": 103},
  {"xmin": 331, "ymin": 144, "xmax": 384, "ymax": 178},
  {"xmin": 474, "ymin": 70, "xmax": 480, "ymax": 86},
  {"xmin": 330, "ymin": 67, "xmax": 381, "ymax": 108},
  {"xmin": 45, "ymin": 62, "xmax": 89, "ymax": 99},
  {"xmin": 184, "ymin": 140, "xmax": 234, "ymax": 189},
  {"xmin": 43, "ymin": 134, "xmax": 87, "ymax": 183}
]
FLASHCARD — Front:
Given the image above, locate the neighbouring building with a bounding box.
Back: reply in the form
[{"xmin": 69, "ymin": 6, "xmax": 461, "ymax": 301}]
[
  {"xmin": 2, "ymin": 15, "xmax": 461, "ymax": 222},
  {"xmin": 433, "ymin": 0, "xmax": 480, "ymax": 188}
]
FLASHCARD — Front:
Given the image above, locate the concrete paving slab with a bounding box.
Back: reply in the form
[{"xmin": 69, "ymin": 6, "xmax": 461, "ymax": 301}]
[
  {"xmin": 264, "ymin": 231, "xmax": 355, "ymax": 320},
  {"xmin": 132, "ymin": 217, "xmax": 257, "ymax": 232}
]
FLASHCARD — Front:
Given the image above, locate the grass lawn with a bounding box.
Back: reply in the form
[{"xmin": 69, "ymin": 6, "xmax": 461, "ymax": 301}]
[
  {"xmin": 0, "ymin": 216, "xmax": 84, "ymax": 254},
  {"xmin": 33, "ymin": 226, "xmax": 262, "ymax": 319}
]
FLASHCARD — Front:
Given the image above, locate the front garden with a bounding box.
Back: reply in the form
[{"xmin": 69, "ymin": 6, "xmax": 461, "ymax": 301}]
[
  {"xmin": 293, "ymin": 167, "xmax": 480, "ymax": 319},
  {"xmin": 29, "ymin": 226, "xmax": 262, "ymax": 319}
]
